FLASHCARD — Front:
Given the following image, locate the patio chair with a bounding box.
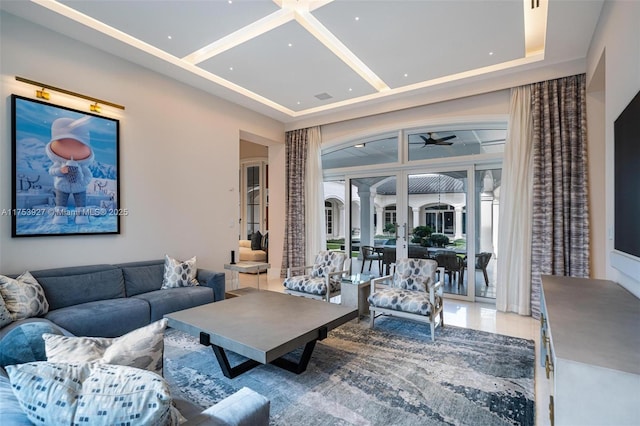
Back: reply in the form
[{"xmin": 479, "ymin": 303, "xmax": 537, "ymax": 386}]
[
  {"xmin": 283, "ymin": 250, "xmax": 350, "ymax": 302},
  {"xmin": 461, "ymin": 252, "xmax": 492, "ymax": 286},
  {"xmin": 434, "ymin": 252, "xmax": 464, "ymax": 286},
  {"xmin": 368, "ymin": 258, "xmax": 444, "ymax": 341},
  {"xmin": 360, "ymin": 245, "xmax": 383, "ymax": 273}
]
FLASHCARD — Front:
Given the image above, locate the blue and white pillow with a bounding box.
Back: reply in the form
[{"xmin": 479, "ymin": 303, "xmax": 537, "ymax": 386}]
[
  {"xmin": 6, "ymin": 362, "xmax": 180, "ymax": 426},
  {"xmin": 161, "ymin": 255, "xmax": 198, "ymax": 288}
]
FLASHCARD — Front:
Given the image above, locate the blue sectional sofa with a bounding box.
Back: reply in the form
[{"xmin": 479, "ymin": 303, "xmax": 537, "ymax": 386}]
[
  {"xmin": 2, "ymin": 259, "xmax": 225, "ymax": 338},
  {"xmin": 0, "ymin": 259, "xmax": 271, "ymax": 425}
]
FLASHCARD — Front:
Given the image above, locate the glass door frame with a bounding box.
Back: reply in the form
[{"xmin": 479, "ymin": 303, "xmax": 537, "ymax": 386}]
[
  {"xmin": 401, "ymin": 166, "xmax": 476, "ymax": 302},
  {"xmin": 342, "ymin": 171, "xmax": 404, "ymax": 276}
]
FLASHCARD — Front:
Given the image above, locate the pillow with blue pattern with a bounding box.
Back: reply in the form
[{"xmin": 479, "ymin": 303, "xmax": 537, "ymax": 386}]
[{"xmin": 6, "ymin": 362, "xmax": 181, "ymax": 426}]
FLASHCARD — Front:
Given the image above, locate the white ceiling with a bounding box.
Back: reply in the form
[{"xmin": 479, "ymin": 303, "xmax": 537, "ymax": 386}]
[{"xmin": 1, "ymin": 0, "xmax": 604, "ymax": 125}]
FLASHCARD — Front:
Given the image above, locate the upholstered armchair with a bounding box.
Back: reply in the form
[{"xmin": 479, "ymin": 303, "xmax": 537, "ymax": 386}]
[
  {"xmin": 283, "ymin": 251, "xmax": 350, "ymax": 302},
  {"xmin": 368, "ymin": 258, "xmax": 444, "ymax": 341}
]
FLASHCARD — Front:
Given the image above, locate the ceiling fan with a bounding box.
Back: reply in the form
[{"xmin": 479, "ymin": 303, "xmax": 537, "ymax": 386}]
[{"xmin": 412, "ymin": 132, "xmax": 457, "ymax": 146}]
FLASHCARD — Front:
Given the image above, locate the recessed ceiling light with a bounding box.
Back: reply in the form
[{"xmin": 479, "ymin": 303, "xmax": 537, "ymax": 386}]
[
  {"xmin": 288, "ymin": 43, "xmax": 293, "ymax": 47},
  {"xmin": 228, "ymin": 0, "xmax": 232, "ymax": 4},
  {"xmin": 404, "ymin": 73, "xmax": 408, "ymax": 77},
  {"xmin": 489, "ymin": 51, "xmax": 494, "ymax": 56},
  {"xmin": 229, "ymin": 66, "xmax": 233, "ymax": 71},
  {"xmin": 348, "ymin": 88, "xmax": 353, "ymax": 92},
  {"xmin": 355, "ymin": 17, "xmax": 360, "ymax": 21},
  {"xmin": 167, "ymin": 35, "xmax": 172, "ymax": 40},
  {"xmin": 297, "ymin": 101, "xmax": 301, "ymax": 105}
]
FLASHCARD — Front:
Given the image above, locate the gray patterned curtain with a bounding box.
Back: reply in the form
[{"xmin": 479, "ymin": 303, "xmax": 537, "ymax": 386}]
[
  {"xmin": 281, "ymin": 128, "xmax": 309, "ymax": 277},
  {"xmin": 530, "ymin": 74, "xmax": 590, "ymax": 317}
]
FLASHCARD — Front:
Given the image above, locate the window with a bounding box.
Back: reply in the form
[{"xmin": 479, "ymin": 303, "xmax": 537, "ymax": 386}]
[
  {"xmin": 241, "ymin": 161, "xmax": 267, "ymax": 239},
  {"xmin": 322, "ymin": 134, "xmax": 398, "ymax": 170},
  {"xmin": 325, "ymin": 201, "xmax": 333, "ymax": 235}
]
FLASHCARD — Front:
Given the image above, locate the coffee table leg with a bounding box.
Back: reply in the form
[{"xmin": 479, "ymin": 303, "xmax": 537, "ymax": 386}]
[
  {"xmin": 210, "ymin": 344, "xmax": 261, "ymax": 379},
  {"xmin": 270, "ymin": 340, "xmax": 317, "ymax": 374},
  {"xmin": 209, "ymin": 340, "xmax": 318, "ymax": 378}
]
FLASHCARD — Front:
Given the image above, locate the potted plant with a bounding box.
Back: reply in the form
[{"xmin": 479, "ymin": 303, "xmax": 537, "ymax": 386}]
[
  {"xmin": 429, "ymin": 233, "xmax": 450, "ymax": 248},
  {"xmin": 411, "ymin": 225, "xmax": 432, "ymax": 245}
]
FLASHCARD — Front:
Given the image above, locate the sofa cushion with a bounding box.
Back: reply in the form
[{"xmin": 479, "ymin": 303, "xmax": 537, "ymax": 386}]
[
  {"xmin": 30, "ymin": 265, "xmax": 124, "ymax": 310},
  {"xmin": 239, "ymin": 247, "xmax": 267, "ymax": 262},
  {"xmin": 44, "ymin": 298, "xmax": 150, "ymax": 337},
  {"xmin": 44, "ymin": 319, "xmax": 167, "ymax": 375},
  {"xmin": 122, "ymin": 263, "xmax": 165, "ymax": 296},
  {"xmin": 0, "ymin": 321, "xmax": 63, "ymax": 368},
  {"xmin": 368, "ymin": 288, "xmax": 432, "ymax": 316},
  {"xmin": 6, "ymin": 362, "xmax": 179, "ymax": 426},
  {"xmin": 0, "ymin": 272, "xmax": 49, "ymax": 320},
  {"xmin": 0, "ymin": 370, "xmax": 32, "ymax": 425},
  {"xmin": 133, "ymin": 287, "xmax": 214, "ymax": 322},
  {"xmin": 162, "ymin": 255, "xmax": 198, "ymax": 289}
]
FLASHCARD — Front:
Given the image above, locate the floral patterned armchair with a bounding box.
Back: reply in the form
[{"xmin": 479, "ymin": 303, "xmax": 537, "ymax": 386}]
[
  {"xmin": 283, "ymin": 251, "xmax": 350, "ymax": 302},
  {"xmin": 368, "ymin": 258, "xmax": 444, "ymax": 341}
]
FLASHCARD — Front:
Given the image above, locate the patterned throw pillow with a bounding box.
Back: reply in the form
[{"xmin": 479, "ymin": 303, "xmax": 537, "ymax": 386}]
[
  {"xmin": 0, "ymin": 295, "xmax": 12, "ymax": 328},
  {"xmin": 0, "ymin": 272, "xmax": 49, "ymax": 320},
  {"xmin": 311, "ymin": 251, "xmax": 344, "ymax": 278},
  {"xmin": 6, "ymin": 362, "xmax": 179, "ymax": 426},
  {"xmin": 392, "ymin": 258, "xmax": 436, "ymax": 292},
  {"xmin": 161, "ymin": 255, "xmax": 198, "ymax": 288},
  {"xmin": 44, "ymin": 318, "xmax": 167, "ymax": 375}
]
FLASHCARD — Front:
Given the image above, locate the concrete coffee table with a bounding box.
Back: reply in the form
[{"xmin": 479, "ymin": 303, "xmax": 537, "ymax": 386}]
[{"xmin": 165, "ymin": 291, "xmax": 357, "ymax": 378}]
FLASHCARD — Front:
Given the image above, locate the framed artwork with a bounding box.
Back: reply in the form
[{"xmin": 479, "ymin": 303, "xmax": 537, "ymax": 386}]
[{"xmin": 10, "ymin": 94, "xmax": 120, "ymax": 237}]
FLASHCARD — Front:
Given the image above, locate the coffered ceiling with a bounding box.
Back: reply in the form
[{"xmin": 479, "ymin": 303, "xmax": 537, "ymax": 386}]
[{"xmin": 1, "ymin": 0, "xmax": 604, "ymax": 124}]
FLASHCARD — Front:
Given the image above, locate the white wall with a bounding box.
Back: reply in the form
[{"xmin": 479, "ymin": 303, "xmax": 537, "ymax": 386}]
[
  {"xmin": 586, "ymin": 1, "xmax": 640, "ymax": 296},
  {"xmin": 0, "ymin": 12, "xmax": 284, "ymax": 275}
]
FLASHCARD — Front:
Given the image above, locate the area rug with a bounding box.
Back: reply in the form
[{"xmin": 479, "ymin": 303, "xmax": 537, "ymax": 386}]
[{"xmin": 164, "ymin": 318, "xmax": 535, "ymax": 426}]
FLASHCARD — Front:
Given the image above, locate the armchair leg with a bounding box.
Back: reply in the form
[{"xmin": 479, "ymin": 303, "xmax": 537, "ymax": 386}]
[{"xmin": 369, "ymin": 311, "xmax": 375, "ymax": 328}]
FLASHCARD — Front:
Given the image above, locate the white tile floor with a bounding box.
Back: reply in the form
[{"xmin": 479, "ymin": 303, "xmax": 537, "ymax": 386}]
[{"xmin": 236, "ymin": 273, "xmax": 551, "ymax": 426}]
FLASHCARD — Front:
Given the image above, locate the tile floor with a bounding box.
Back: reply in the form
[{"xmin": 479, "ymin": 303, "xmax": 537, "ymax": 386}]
[{"xmin": 236, "ymin": 272, "xmax": 551, "ymax": 426}]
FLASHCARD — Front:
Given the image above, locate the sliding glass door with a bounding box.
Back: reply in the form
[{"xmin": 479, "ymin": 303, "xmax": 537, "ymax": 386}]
[
  {"xmin": 404, "ymin": 170, "xmax": 471, "ymax": 299},
  {"xmin": 347, "ymin": 174, "xmax": 402, "ymax": 278}
]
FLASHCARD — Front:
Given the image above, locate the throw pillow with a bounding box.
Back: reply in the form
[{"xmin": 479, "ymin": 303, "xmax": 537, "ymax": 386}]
[
  {"xmin": 44, "ymin": 318, "xmax": 167, "ymax": 375},
  {"xmin": 161, "ymin": 255, "xmax": 198, "ymax": 288},
  {"xmin": 0, "ymin": 321, "xmax": 63, "ymax": 368},
  {"xmin": 0, "ymin": 272, "xmax": 49, "ymax": 320},
  {"xmin": 0, "ymin": 295, "xmax": 12, "ymax": 328},
  {"xmin": 6, "ymin": 362, "xmax": 179, "ymax": 426},
  {"xmin": 250, "ymin": 231, "xmax": 263, "ymax": 250}
]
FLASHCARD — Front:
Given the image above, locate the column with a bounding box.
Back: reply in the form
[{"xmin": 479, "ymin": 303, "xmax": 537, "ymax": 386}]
[
  {"xmin": 357, "ymin": 188, "xmax": 375, "ymax": 246},
  {"xmin": 376, "ymin": 206, "xmax": 384, "ymax": 236},
  {"xmin": 338, "ymin": 204, "xmax": 345, "ymax": 239},
  {"xmin": 454, "ymin": 207, "xmax": 463, "ymax": 239},
  {"xmin": 412, "ymin": 207, "xmax": 420, "ymax": 231}
]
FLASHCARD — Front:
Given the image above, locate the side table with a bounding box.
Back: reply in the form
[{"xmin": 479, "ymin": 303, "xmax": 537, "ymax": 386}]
[
  {"xmin": 340, "ymin": 274, "xmax": 371, "ymax": 322},
  {"xmin": 224, "ymin": 261, "xmax": 270, "ymax": 290}
]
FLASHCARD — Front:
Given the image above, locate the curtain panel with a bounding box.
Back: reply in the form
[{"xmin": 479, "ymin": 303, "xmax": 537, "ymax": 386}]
[
  {"xmin": 496, "ymin": 86, "xmax": 533, "ymax": 315},
  {"xmin": 281, "ymin": 128, "xmax": 309, "ymax": 278},
  {"xmin": 305, "ymin": 127, "xmax": 326, "ymax": 265},
  {"xmin": 530, "ymin": 74, "xmax": 590, "ymax": 318}
]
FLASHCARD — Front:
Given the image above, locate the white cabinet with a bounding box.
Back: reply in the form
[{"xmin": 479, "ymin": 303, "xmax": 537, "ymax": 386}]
[{"xmin": 540, "ymin": 276, "xmax": 640, "ymax": 426}]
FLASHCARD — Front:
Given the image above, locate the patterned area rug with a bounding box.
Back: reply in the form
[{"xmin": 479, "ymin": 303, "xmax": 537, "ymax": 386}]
[{"xmin": 164, "ymin": 318, "xmax": 535, "ymax": 426}]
